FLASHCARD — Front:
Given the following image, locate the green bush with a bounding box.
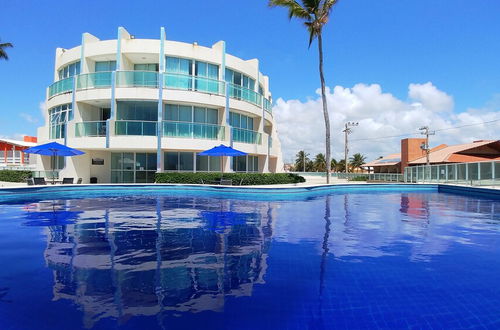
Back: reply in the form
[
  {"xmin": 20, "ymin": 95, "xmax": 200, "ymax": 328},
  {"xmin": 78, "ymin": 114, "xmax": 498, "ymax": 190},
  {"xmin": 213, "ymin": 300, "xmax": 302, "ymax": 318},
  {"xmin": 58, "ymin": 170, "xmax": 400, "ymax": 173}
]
[
  {"xmin": 0, "ymin": 170, "xmax": 32, "ymax": 182},
  {"xmin": 155, "ymin": 172, "xmax": 305, "ymax": 185},
  {"xmin": 349, "ymin": 175, "xmax": 368, "ymax": 181}
]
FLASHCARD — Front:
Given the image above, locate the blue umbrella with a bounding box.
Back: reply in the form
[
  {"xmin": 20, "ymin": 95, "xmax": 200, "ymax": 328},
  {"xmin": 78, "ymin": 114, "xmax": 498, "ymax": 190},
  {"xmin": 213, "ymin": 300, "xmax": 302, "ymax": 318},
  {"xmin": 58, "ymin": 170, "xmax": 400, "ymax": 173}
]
[
  {"xmin": 198, "ymin": 144, "xmax": 247, "ymax": 177},
  {"xmin": 24, "ymin": 142, "xmax": 85, "ymax": 184}
]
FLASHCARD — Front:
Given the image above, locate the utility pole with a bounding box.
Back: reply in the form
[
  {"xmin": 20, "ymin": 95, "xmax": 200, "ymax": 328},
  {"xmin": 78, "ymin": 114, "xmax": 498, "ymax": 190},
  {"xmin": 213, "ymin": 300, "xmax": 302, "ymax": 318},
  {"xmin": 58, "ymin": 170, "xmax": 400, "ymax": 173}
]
[
  {"xmin": 303, "ymin": 150, "xmax": 306, "ymax": 172},
  {"xmin": 343, "ymin": 122, "xmax": 358, "ymax": 173},
  {"xmin": 419, "ymin": 126, "xmax": 435, "ymax": 166}
]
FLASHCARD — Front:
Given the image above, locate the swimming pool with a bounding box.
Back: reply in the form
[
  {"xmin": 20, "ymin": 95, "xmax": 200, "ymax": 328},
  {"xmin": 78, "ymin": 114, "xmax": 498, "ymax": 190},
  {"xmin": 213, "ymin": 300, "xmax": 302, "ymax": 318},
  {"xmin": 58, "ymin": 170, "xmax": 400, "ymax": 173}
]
[{"xmin": 1, "ymin": 184, "xmax": 499, "ymax": 329}]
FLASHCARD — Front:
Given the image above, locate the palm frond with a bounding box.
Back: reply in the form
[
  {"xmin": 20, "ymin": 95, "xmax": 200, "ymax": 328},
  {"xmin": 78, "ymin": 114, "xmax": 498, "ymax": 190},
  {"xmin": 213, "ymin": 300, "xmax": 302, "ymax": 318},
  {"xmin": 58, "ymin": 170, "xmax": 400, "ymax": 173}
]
[{"xmin": 269, "ymin": 0, "xmax": 312, "ymax": 20}]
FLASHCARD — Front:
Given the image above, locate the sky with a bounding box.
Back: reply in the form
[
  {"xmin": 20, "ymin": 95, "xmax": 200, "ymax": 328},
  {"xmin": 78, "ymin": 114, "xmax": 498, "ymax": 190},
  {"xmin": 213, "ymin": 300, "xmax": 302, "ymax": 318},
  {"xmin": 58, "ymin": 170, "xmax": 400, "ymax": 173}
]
[{"xmin": 1, "ymin": 0, "xmax": 499, "ymax": 163}]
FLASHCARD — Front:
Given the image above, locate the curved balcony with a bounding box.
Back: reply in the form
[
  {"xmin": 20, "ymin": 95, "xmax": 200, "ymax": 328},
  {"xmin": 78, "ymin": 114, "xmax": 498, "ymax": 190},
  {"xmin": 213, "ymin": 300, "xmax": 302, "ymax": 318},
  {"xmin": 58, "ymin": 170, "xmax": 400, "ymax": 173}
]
[
  {"xmin": 232, "ymin": 128, "xmax": 261, "ymax": 144},
  {"xmin": 76, "ymin": 72, "xmax": 112, "ymax": 90},
  {"xmin": 115, "ymin": 120, "xmax": 157, "ymax": 136},
  {"xmin": 263, "ymin": 98, "xmax": 272, "ymax": 114},
  {"xmin": 75, "ymin": 121, "xmax": 107, "ymax": 137},
  {"xmin": 48, "ymin": 72, "xmax": 270, "ymax": 111},
  {"xmin": 162, "ymin": 121, "xmax": 225, "ymax": 140},
  {"xmin": 228, "ymin": 83, "xmax": 261, "ymax": 107},
  {"xmin": 48, "ymin": 77, "xmax": 73, "ymax": 98},
  {"xmin": 116, "ymin": 71, "xmax": 158, "ymax": 88}
]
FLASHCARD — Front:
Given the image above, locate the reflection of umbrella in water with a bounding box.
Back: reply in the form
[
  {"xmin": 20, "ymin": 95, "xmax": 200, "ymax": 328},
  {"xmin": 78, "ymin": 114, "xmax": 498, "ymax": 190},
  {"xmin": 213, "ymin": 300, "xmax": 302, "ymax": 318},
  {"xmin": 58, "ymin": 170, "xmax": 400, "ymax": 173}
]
[
  {"xmin": 23, "ymin": 201, "xmax": 82, "ymax": 227},
  {"xmin": 200, "ymin": 210, "xmax": 249, "ymax": 233}
]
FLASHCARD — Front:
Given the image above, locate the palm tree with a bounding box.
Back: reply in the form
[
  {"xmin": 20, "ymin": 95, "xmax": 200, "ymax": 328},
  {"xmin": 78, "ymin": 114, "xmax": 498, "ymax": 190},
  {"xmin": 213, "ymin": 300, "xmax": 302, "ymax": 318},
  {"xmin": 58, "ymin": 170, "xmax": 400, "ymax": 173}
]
[
  {"xmin": 269, "ymin": 0, "xmax": 338, "ymax": 184},
  {"xmin": 313, "ymin": 153, "xmax": 326, "ymax": 172},
  {"xmin": 0, "ymin": 39, "xmax": 13, "ymax": 60},
  {"xmin": 349, "ymin": 153, "xmax": 366, "ymax": 172},
  {"xmin": 294, "ymin": 150, "xmax": 311, "ymax": 172}
]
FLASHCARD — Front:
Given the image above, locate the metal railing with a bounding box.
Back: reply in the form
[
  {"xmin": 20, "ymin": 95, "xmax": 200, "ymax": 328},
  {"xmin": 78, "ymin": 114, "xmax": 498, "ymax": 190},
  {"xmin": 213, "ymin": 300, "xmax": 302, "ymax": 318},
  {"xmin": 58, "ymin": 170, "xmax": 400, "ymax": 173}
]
[
  {"xmin": 162, "ymin": 121, "xmax": 225, "ymax": 140},
  {"xmin": 48, "ymin": 77, "xmax": 73, "ymax": 97},
  {"xmin": 405, "ymin": 161, "xmax": 500, "ymax": 186},
  {"xmin": 115, "ymin": 120, "xmax": 157, "ymax": 136},
  {"xmin": 76, "ymin": 72, "xmax": 113, "ymax": 90},
  {"xmin": 232, "ymin": 127, "xmax": 261, "ymax": 144},
  {"xmin": 75, "ymin": 121, "xmax": 107, "ymax": 137},
  {"xmin": 116, "ymin": 71, "xmax": 158, "ymax": 88}
]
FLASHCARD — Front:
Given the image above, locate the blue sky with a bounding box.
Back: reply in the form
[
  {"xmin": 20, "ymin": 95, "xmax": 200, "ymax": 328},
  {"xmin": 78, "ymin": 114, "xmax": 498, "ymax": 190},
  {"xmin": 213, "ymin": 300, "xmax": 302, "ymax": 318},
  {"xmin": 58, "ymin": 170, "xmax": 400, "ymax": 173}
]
[{"xmin": 1, "ymin": 0, "xmax": 499, "ymax": 159}]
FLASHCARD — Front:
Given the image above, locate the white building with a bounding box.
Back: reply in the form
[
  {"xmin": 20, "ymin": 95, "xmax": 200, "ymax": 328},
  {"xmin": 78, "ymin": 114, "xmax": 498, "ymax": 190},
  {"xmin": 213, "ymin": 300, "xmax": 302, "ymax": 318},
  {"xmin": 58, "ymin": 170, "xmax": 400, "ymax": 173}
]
[{"xmin": 36, "ymin": 27, "xmax": 284, "ymax": 183}]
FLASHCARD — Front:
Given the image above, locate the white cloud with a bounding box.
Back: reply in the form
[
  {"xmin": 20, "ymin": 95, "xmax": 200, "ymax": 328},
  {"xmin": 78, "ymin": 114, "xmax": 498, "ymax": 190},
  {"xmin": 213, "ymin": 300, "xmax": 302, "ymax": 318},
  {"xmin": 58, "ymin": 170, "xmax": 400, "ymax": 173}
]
[
  {"xmin": 408, "ymin": 82, "xmax": 454, "ymax": 112},
  {"xmin": 273, "ymin": 83, "xmax": 500, "ymax": 163},
  {"xmin": 19, "ymin": 113, "xmax": 39, "ymax": 124}
]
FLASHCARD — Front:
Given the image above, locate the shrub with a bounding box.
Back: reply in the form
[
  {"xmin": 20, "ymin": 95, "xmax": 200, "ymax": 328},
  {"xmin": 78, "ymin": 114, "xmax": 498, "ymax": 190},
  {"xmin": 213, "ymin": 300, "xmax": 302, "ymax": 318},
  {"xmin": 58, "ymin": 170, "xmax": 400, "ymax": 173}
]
[
  {"xmin": 0, "ymin": 170, "xmax": 32, "ymax": 182},
  {"xmin": 349, "ymin": 175, "xmax": 368, "ymax": 181},
  {"xmin": 155, "ymin": 172, "xmax": 305, "ymax": 185}
]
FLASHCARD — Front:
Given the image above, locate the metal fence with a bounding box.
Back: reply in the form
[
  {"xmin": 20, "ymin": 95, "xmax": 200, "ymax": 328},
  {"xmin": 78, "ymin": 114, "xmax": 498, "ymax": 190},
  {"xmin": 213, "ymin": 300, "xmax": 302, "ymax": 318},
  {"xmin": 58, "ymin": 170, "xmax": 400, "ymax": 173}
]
[{"xmin": 404, "ymin": 161, "xmax": 500, "ymax": 186}]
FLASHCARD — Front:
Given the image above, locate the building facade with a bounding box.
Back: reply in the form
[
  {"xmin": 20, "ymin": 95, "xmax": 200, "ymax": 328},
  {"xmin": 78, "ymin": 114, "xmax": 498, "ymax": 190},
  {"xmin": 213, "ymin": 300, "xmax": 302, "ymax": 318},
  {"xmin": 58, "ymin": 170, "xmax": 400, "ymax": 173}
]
[
  {"xmin": 37, "ymin": 27, "xmax": 284, "ymax": 183},
  {"xmin": 0, "ymin": 136, "xmax": 37, "ymax": 169}
]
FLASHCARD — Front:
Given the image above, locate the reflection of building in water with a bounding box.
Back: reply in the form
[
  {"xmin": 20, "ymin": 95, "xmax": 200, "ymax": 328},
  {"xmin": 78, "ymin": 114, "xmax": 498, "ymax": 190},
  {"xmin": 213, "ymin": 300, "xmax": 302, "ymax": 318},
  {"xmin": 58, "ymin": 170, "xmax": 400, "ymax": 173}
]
[{"xmin": 42, "ymin": 196, "xmax": 275, "ymax": 328}]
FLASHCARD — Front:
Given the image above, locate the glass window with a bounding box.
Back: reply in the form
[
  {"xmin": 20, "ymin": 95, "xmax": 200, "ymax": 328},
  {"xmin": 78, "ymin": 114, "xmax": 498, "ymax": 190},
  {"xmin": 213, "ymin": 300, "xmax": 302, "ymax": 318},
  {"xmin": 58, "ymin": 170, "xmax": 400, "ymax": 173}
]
[
  {"xmin": 48, "ymin": 103, "xmax": 73, "ymax": 139},
  {"xmin": 234, "ymin": 156, "xmax": 246, "ymax": 172},
  {"xmin": 58, "ymin": 61, "xmax": 81, "ymax": 80},
  {"xmin": 196, "ymin": 61, "xmax": 219, "ymax": 79},
  {"xmin": 51, "ymin": 156, "xmax": 65, "ymax": 170},
  {"xmin": 194, "ymin": 107, "xmax": 206, "ymax": 123},
  {"xmin": 196, "ymin": 155, "xmax": 209, "ymax": 172},
  {"xmin": 165, "ymin": 152, "xmax": 178, "ymax": 171},
  {"xmin": 209, "ymin": 156, "xmax": 221, "ymax": 171},
  {"xmin": 179, "ymin": 105, "xmax": 192, "ymax": 122},
  {"xmin": 95, "ymin": 61, "xmax": 116, "ymax": 72},
  {"xmin": 179, "ymin": 152, "xmax": 193, "ymax": 171},
  {"xmin": 116, "ymin": 101, "xmax": 157, "ymax": 121},
  {"xmin": 207, "ymin": 109, "xmax": 218, "ymax": 124},
  {"xmin": 122, "ymin": 153, "xmax": 134, "ymax": 170},
  {"xmin": 166, "ymin": 57, "xmax": 192, "ymax": 75},
  {"xmin": 134, "ymin": 63, "xmax": 158, "ymax": 71}
]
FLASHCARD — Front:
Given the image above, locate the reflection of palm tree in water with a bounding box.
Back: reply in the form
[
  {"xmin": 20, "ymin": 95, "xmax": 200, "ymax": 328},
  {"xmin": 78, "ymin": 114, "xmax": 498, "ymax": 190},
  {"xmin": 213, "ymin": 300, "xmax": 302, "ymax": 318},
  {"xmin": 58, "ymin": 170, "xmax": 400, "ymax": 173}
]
[{"xmin": 318, "ymin": 194, "xmax": 332, "ymax": 320}]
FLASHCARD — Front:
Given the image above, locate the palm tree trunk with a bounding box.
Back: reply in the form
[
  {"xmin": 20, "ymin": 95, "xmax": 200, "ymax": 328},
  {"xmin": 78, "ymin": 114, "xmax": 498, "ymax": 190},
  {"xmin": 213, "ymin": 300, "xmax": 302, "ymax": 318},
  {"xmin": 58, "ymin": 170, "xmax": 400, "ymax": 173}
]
[{"xmin": 317, "ymin": 33, "xmax": 331, "ymax": 184}]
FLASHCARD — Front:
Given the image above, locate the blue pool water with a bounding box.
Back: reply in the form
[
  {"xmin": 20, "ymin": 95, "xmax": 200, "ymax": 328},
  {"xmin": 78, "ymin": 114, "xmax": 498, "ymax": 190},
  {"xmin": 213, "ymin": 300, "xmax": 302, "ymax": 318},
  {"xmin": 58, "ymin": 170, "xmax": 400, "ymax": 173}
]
[{"xmin": 1, "ymin": 185, "xmax": 500, "ymax": 329}]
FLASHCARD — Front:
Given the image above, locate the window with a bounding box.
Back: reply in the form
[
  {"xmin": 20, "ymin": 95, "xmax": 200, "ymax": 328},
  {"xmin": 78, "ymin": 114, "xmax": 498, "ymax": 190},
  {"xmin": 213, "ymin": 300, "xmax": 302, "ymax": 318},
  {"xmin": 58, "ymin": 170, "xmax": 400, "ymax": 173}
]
[
  {"xmin": 165, "ymin": 104, "xmax": 218, "ymax": 124},
  {"xmin": 195, "ymin": 61, "xmax": 218, "ymax": 79},
  {"xmin": 95, "ymin": 61, "xmax": 116, "ymax": 72},
  {"xmin": 51, "ymin": 156, "xmax": 65, "ymax": 170},
  {"xmin": 49, "ymin": 103, "xmax": 73, "ymax": 139},
  {"xmin": 134, "ymin": 63, "xmax": 159, "ymax": 71},
  {"xmin": 259, "ymin": 84, "xmax": 264, "ymax": 95},
  {"xmin": 229, "ymin": 112, "xmax": 254, "ymax": 130},
  {"xmin": 111, "ymin": 152, "xmax": 156, "ymax": 183},
  {"xmin": 164, "ymin": 152, "xmax": 194, "ymax": 171},
  {"xmin": 166, "ymin": 57, "xmax": 192, "ymax": 75},
  {"xmin": 58, "ymin": 61, "xmax": 80, "ymax": 80},
  {"xmin": 117, "ymin": 101, "xmax": 157, "ymax": 121},
  {"xmin": 225, "ymin": 68, "xmax": 255, "ymax": 89},
  {"xmin": 234, "ymin": 155, "xmax": 258, "ymax": 172},
  {"xmin": 196, "ymin": 156, "xmax": 221, "ymax": 172}
]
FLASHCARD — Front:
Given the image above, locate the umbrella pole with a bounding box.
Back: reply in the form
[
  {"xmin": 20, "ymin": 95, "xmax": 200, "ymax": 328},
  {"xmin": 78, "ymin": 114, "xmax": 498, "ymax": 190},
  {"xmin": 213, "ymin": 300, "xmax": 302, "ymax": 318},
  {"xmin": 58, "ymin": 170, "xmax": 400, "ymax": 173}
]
[
  {"xmin": 221, "ymin": 156, "xmax": 224, "ymax": 180},
  {"xmin": 52, "ymin": 152, "xmax": 55, "ymax": 185}
]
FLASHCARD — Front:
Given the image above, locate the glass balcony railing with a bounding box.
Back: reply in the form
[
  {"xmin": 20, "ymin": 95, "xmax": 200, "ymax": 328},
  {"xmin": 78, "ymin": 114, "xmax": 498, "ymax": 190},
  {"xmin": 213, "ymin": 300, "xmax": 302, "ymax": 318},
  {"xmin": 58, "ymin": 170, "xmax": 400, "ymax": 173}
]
[
  {"xmin": 164, "ymin": 73, "xmax": 192, "ymax": 90},
  {"xmin": 48, "ymin": 77, "xmax": 73, "ymax": 97},
  {"xmin": 162, "ymin": 121, "xmax": 225, "ymax": 140},
  {"xmin": 116, "ymin": 71, "xmax": 159, "ymax": 88},
  {"xmin": 228, "ymin": 83, "xmax": 262, "ymax": 107},
  {"xmin": 75, "ymin": 121, "xmax": 107, "ymax": 137},
  {"xmin": 232, "ymin": 128, "xmax": 261, "ymax": 144},
  {"xmin": 76, "ymin": 72, "xmax": 112, "ymax": 90},
  {"xmin": 194, "ymin": 76, "xmax": 225, "ymax": 95},
  {"xmin": 263, "ymin": 98, "xmax": 272, "ymax": 113},
  {"xmin": 115, "ymin": 121, "xmax": 157, "ymax": 136}
]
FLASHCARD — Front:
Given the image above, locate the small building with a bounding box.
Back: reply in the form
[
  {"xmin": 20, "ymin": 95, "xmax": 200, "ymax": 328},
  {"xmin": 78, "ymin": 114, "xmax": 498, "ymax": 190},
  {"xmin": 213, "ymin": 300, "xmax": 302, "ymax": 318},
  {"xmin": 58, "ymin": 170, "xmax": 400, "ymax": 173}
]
[
  {"xmin": 0, "ymin": 136, "xmax": 37, "ymax": 168},
  {"xmin": 364, "ymin": 138, "xmax": 500, "ymax": 173}
]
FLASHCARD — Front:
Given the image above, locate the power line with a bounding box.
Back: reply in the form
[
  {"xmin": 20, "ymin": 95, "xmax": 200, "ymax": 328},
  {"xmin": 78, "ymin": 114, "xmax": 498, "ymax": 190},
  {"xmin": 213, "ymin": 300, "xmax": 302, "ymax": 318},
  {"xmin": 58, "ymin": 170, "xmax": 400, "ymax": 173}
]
[{"xmin": 350, "ymin": 117, "xmax": 500, "ymax": 142}]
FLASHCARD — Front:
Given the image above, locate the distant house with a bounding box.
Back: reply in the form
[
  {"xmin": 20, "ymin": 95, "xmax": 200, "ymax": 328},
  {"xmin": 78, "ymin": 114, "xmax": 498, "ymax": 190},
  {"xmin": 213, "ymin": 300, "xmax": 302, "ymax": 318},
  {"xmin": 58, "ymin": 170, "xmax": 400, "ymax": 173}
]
[
  {"xmin": 0, "ymin": 136, "xmax": 37, "ymax": 168},
  {"xmin": 363, "ymin": 138, "xmax": 500, "ymax": 173}
]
